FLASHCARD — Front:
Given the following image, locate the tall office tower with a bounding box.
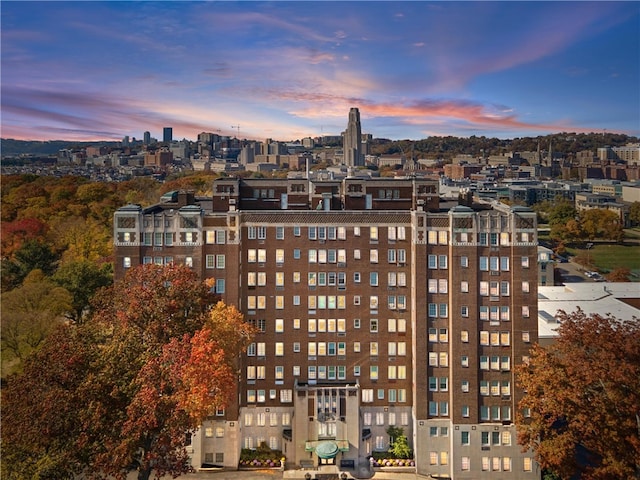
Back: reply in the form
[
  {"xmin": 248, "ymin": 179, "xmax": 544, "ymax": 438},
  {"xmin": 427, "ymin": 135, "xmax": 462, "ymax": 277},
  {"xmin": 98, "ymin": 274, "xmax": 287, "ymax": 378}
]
[
  {"xmin": 143, "ymin": 131, "xmax": 151, "ymax": 145},
  {"xmin": 343, "ymin": 107, "xmax": 364, "ymax": 166},
  {"xmin": 113, "ymin": 176, "xmax": 538, "ymax": 479},
  {"xmin": 163, "ymin": 127, "xmax": 173, "ymax": 143}
]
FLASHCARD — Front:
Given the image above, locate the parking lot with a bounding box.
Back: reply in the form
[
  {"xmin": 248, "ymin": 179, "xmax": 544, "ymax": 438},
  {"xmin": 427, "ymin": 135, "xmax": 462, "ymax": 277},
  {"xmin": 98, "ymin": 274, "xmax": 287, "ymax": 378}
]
[{"xmin": 555, "ymin": 258, "xmax": 605, "ymax": 284}]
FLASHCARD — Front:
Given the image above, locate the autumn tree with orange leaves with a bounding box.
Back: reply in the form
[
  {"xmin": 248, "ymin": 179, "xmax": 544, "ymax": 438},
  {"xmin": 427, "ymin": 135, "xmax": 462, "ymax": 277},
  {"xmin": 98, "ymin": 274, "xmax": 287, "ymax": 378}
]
[
  {"xmin": 516, "ymin": 309, "xmax": 640, "ymax": 480},
  {"xmin": 1, "ymin": 264, "xmax": 255, "ymax": 480}
]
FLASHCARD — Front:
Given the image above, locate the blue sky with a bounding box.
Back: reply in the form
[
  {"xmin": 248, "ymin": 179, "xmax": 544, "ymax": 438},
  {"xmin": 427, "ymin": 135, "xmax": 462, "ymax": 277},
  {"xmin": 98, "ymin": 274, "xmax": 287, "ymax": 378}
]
[{"xmin": 2, "ymin": 1, "xmax": 639, "ymax": 142}]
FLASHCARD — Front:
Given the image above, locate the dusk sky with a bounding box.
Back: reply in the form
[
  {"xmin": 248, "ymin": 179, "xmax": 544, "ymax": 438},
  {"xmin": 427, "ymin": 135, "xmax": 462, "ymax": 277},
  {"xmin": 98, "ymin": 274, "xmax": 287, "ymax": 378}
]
[{"xmin": 2, "ymin": 1, "xmax": 639, "ymax": 142}]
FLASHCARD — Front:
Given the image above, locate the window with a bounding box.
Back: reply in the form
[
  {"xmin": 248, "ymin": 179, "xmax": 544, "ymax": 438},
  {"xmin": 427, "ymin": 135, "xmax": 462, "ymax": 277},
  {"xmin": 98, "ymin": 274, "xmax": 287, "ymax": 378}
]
[
  {"xmin": 428, "ymin": 377, "xmax": 438, "ymax": 391},
  {"xmin": 461, "ymin": 456, "xmax": 470, "ymax": 471},
  {"xmin": 362, "ymin": 388, "xmax": 373, "ymax": 402},
  {"xmin": 370, "ymin": 249, "xmax": 378, "ymax": 263},
  {"xmin": 461, "ymin": 431, "xmax": 470, "ymax": 445},
  {"xmin": 370, "ymin": 272, "xmax": 378, "ymax": 286},
  {"xmin": 523, "ymin": 457, "xmax": 533, "ymax": 472},
  {"xmin": 370, "ymin": 226, "xmax": 378, "ymax": 241},
  {"xmin": 275, "ymin": 318, "xmax": 284, "ymax": 333},
  {"xmin": 521, "ymin": 256, "xmax": 530, "ymax": 268},
  {"xmin": 439, "ymin": 377, "xmax": 448, "ymax": 391},
  {"xmin": 480, "ymin": 356, "xmax": 489, "ymax": 370},
  {"xmin": 462, "ymin": 405, "xmax": 470, "ymax": 417},
  {"xmin": 439, "ymin": 352, "xmax": 448, "ymax": 367},
  {"xmin": 461, "ymin": 256, "xmax": 469, "ymax": 267},
  {"xmin": 439, "ymin": 328, "xmax": 448, "ymax": 342},
  {"xmin": 123, "ymin": 257, "xmax": 131, "ymax": 268}
]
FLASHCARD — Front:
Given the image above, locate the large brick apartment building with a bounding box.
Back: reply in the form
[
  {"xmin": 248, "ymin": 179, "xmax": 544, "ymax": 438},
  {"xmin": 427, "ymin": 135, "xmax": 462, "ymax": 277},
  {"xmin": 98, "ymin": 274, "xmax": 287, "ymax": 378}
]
[{"xmin": 113, "ymin": 175, "xmax": 539, "ymax": 479}]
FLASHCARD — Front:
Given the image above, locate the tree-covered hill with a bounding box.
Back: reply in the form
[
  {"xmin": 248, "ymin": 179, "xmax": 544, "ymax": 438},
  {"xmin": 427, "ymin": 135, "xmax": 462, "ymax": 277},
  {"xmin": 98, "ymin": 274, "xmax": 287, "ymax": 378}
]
[{"xmin": 2, "ymin": 132, "xmax": 637, "ymax": 159}]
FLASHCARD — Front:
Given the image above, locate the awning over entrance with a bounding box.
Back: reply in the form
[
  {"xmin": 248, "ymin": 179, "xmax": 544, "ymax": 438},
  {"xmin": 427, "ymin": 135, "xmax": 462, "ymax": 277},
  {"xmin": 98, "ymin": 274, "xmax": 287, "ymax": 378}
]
[
  {"xmin": 305, "ymin": 439, "xmax": 349, "ymax": 452},
  {"xmin": 315, "ymin": 440, "xmax": 339, "ymax": 459}
]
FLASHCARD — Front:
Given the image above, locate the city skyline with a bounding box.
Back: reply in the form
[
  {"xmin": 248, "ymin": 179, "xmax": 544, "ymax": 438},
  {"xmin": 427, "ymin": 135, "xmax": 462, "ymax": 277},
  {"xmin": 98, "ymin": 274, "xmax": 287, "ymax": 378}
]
[{"xmin": 1, "ymin": 1, "xmax": 639, "ymax": 143}]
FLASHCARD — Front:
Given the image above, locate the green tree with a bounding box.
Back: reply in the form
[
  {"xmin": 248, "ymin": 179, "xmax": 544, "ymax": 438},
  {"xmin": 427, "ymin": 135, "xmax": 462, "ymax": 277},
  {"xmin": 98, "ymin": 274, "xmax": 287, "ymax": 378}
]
[
  {"xmin": 52, "ymin": 260, "xmax": 112, "ymax": 323},
  {"xmin": 386, "ymin": 426, "xmax": 413, "ymax": 459},
  {"xmin": 1, "ymin": 270, "xmax": 72, "ymax": 377},
  {"xmin": 516, "ymin": 310, "xmax": 640, "ymax": 480},
  {"xmin": 1, "ymin": 239, "xmax": 59, "ymax": 291},
  {"xmin": 548, "ymin": 198, "xmax": 578, "ymax": 242},
  {"xmin": 1, "ymin": 264, "xmax": 255, "ymax": 480}
]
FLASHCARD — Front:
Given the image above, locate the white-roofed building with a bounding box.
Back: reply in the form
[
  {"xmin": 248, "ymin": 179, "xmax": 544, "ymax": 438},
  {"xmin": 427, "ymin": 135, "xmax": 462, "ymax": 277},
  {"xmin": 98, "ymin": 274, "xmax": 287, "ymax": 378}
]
[{"xmin": 538, "ymin": 283, "xmax": 640, "ymax": 346}]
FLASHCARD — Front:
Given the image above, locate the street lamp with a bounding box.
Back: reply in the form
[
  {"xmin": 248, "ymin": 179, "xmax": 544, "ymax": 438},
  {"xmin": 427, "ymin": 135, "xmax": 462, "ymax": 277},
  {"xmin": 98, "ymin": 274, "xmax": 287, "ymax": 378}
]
[{"xmin": 586, "ymin": 242, "xmax": 593, "ymax": 269}]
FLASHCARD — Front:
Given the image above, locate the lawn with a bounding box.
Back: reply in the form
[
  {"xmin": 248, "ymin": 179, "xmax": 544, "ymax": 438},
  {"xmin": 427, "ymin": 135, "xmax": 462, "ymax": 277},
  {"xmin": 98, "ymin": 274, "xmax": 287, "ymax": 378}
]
[{"xmin": 566, "ymin": 242, "xmax": 640, "ymax": 277}]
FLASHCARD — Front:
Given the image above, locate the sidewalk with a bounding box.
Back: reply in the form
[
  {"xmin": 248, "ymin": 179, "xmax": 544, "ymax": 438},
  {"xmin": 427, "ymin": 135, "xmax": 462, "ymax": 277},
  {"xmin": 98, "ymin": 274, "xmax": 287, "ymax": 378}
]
[{"xmin": 130, "ymin": 469, "xmax": 423, "ymax": 480}]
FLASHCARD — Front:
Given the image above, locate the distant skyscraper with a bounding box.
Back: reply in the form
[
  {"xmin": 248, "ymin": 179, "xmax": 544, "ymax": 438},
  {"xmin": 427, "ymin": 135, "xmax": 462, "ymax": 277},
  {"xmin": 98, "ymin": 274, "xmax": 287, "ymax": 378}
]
[
  {"xmin": 143, "ymin": 131, "xmax": 151, "ymax": 145},
  {"xmin": 163, "ymin": 127, "xmax": 173, "ymax": 143},
  {"xmin": 343, "ymin": 107, "xmax": 363, "ymax": 166}
]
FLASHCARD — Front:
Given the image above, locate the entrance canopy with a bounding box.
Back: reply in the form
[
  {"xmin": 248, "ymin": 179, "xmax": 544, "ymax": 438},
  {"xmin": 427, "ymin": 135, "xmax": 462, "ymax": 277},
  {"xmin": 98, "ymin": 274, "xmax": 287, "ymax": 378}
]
[{"xmin": 315, "ymin": 440, "xmax": 339, "ymax": 459}]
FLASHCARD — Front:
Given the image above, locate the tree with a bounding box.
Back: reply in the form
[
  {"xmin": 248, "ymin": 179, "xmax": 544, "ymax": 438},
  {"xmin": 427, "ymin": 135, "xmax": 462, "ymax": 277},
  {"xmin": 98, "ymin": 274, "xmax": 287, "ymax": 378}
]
[
  {"xmin": 579, "ymin": 209, "xmax": 624, "ymax": 242},
  {"xmin": 49, "ymin": 216, "xmax": 113, "ymax": 264},
  {"xmin": 386, "ymin": 426, "xmax": 412, "ymax": 459},
  {"xmin": 548, "ymin": 198, "xmax": 578, "ymax": 243},
  {"xmin": 1, "ymin": 270, "xmax": 72, "ymax": 377},
  {"xmin": 1, "ymin": 264, "xmax": 255, "ymax": 480},
  {"xmin": 52, "ymin": 260, "xmax": 112, "ymax": 323},
  {"xmin": 516, "ymin": 310, "xmax": 640, "ymax": 480},
  {"xmin": 605, "ymin": 267, "xmax": 631, "ymax": 282},
  {"xmin": 0, "ymin": 217, "xmax": 49, "ymax": 257},
  {"xmin": 1, "ymin": 239, "xmax": 59, "ymax": 291},
  {"xmin": 630, "ymin": 202, "xmax": 640, "ymax": 226}
]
